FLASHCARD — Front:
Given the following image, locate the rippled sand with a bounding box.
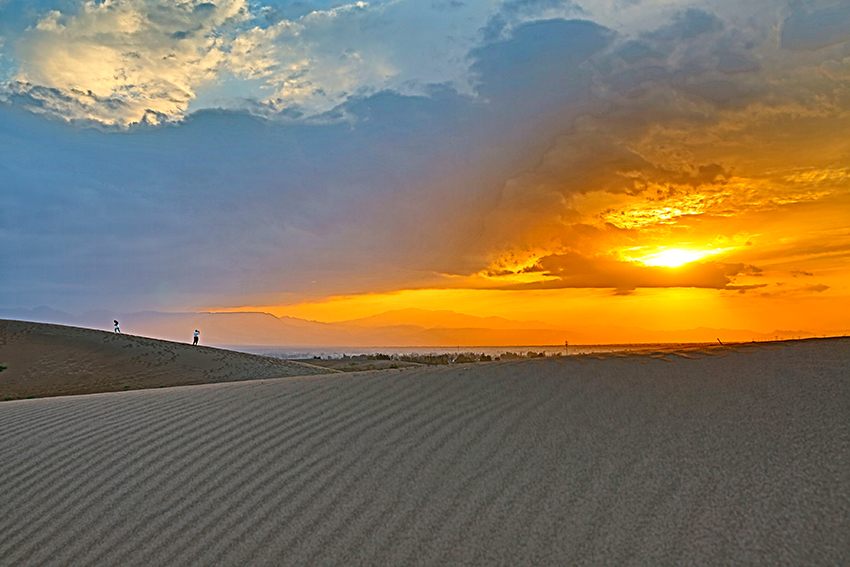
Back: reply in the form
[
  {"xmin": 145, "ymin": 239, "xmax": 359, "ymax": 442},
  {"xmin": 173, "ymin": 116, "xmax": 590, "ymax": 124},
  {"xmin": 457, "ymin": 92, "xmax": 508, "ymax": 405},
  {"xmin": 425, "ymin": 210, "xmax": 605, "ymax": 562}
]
[{"xmin": 1, "ymin": 333, "xmax": 848, "ymax": 566}]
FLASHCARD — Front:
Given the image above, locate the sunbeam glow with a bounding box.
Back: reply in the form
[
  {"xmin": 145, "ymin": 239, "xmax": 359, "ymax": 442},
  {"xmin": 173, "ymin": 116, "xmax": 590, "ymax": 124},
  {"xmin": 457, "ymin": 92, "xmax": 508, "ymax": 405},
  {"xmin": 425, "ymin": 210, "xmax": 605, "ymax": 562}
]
[{"xmin": 638, "ymin": 248, "xmax": 725, "ymax": 268}]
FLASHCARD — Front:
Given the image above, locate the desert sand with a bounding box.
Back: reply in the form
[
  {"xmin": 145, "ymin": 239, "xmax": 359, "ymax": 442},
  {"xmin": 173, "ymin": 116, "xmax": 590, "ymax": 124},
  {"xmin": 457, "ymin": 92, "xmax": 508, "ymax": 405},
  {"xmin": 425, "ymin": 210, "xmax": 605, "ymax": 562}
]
[
  {"xmin": 0, "ymin": 319, "xmax": 334, "ymax": 400},
  {"xmin": 0, "ymin": 328, "xmax": 848, "ymax": 566}
]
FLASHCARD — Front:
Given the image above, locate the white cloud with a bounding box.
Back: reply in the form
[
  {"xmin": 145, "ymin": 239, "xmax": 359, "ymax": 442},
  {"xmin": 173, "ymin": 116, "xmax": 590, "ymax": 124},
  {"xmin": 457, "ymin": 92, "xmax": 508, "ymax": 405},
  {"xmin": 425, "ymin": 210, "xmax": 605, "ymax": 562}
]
[
  {"xmin": 5, "ymin": 0, "xmax": 849, "ymax": 129},
  {"xmin": 4, "ymin": 0, "xmax": 505, "ymax": 125},
  {"xmin": 211, "ymin": 0, "xmax": 498, "ymax": 116},
  {"xmin": 10, "ymin": 0, "xmax": 250, "ymax": 126}
]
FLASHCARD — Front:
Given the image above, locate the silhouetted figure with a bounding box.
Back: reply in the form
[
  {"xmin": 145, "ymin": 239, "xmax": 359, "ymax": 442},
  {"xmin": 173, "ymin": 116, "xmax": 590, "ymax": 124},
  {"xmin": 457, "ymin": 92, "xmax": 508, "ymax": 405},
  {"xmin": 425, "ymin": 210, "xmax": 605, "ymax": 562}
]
[
  {"xmin": 114, "ymin": 320, "xmax": 121, "ymax": 334},
  {"xmin": 193, "ymin": 330, "xmax": 199, "ymax": 346}
]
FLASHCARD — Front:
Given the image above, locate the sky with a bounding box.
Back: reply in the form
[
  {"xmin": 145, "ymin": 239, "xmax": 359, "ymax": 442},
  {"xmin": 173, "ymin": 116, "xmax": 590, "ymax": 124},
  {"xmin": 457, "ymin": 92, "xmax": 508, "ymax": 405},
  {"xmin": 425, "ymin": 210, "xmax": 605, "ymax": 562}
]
[{"xmin": 1, "ymin": 0, "xmax": 849, "ymax": 336}]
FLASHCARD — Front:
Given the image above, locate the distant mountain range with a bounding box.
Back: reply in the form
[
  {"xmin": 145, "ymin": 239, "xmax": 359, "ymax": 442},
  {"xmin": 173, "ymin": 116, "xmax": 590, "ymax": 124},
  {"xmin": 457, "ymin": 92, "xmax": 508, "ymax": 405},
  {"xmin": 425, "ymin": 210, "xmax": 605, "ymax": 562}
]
[
  {"xmin": 339, "ymin": 308, "xmax": 563, "ymax": 331},
  {"xmin": 0, "ymin": 306, "xmax": 837, "ymax": 347}
]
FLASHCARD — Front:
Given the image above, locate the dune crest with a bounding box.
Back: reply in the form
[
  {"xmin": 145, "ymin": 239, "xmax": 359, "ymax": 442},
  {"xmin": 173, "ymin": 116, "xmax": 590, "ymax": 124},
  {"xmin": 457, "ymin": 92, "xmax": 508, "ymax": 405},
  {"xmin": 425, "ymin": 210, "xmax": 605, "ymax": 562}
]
[{"xmin": 0, "ymin": 319, "xmax": 333, "ymax": 400}]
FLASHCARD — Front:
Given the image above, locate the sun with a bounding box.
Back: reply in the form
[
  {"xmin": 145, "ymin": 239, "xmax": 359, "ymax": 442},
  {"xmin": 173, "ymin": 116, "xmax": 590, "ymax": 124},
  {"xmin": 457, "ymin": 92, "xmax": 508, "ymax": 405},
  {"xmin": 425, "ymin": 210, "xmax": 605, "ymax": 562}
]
[{"xmin": 639, "ymin": 248, "xmax": 720, "ymax": 268}]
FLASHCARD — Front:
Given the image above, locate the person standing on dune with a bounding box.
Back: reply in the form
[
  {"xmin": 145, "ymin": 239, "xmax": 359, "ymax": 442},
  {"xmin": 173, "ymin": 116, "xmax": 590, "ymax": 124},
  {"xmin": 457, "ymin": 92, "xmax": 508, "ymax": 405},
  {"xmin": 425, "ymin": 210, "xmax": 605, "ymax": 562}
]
[
  {"xmin": 114, "ymin": 320, "xmax": 121, "ymax": 334},
  {"xmin": 193, "ymin": 330, "xmax": 199, "ymax": 346}
]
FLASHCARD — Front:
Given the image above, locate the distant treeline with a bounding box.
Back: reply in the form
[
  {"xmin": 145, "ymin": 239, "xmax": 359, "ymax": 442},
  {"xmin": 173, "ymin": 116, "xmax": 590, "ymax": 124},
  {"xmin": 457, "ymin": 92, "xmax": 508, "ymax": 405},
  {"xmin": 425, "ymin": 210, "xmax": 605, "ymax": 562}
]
[{"xmin": 354, "ymin": 351, "xmax": 557, "ymax": 365}]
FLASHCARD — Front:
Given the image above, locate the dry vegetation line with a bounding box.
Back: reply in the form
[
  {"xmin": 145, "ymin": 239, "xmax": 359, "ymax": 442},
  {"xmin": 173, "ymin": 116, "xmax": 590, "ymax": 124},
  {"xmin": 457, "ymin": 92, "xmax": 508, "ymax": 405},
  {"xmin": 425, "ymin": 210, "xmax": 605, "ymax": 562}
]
[{"xmin": 1, "ymin": 340, "xmax": 849, "ymax": 566}]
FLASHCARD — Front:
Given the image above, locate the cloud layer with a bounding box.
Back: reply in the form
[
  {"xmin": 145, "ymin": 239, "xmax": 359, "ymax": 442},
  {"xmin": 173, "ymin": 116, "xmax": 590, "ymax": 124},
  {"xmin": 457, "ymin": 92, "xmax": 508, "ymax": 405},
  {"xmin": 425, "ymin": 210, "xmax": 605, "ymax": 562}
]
[
  {"xmin": 7, "ymin": 0, "xmax": 251, "ymax": 125},
  {"xmin": 3, "ymin": 0, "xmax": 505, "ymax": 125},
  {"xmin": 1, "ymin": 0, "xmax": 849, "ymax": 318}
]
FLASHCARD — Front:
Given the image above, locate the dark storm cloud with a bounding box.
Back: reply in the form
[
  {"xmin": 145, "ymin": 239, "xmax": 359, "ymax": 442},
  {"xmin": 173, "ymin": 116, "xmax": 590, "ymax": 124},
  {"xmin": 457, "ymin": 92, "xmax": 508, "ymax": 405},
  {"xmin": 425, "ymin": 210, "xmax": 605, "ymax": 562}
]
[
  {"xmin": 615, "ymin": 41, "xmax": 663, "ymax": 64},
  {"xmin": 193, "ymin": 2, "xmax": 217, "ymax": 15},
  {"xmin": 680, "ymin": 79, "xmax": 755, "ymax": 107},
  {"xmin": 644, "ymin": 9, "xmax": 723, "ymax": 41},
  {"xmin": 1, "ymin": 17, "xmax": 619, "ymax": 310},
  {"xmin": 471, "ymin": 19, "xmax": 612, "ymax": 108},
  {"xmin": 480, "ymin": 0, "xmax": 586, "ymax": 41},
  {"xmin": 716, "ymin": 52, "xmax": 760, "ymax": 74},
  {"xmin": 598, "ymin": 9, "xmax": 766, "ymax": 108},
  {"xmin": 781, "ymin": 4, "xmax": 850, "ymax": 51}
]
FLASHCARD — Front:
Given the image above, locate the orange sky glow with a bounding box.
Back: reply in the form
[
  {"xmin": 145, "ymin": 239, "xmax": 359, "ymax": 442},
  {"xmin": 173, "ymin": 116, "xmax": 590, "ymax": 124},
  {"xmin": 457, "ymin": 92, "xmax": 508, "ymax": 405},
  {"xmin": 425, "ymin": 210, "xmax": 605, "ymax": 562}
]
[
  {"xmin": 5, "ymin": 1, "xmax": 850, "ymax": 342},
  {"xmin": 214, "ymin": 163, "xmax": 850, "ymax": 336}
]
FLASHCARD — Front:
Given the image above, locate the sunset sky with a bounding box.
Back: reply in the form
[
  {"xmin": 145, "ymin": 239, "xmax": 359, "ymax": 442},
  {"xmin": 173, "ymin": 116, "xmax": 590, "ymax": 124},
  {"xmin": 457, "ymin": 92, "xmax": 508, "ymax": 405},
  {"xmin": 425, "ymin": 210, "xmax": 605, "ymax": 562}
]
[{"xmin": 2, "ymin": 0, "xmax": 849, "ymax": 336}]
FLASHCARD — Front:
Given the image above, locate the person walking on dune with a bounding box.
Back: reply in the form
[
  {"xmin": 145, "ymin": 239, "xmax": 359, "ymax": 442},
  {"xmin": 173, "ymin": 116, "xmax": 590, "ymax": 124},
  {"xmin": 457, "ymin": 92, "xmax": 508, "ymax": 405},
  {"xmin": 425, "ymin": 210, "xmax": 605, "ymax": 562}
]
[
  {"xmin": 114, "ymin": 320, "xmax": 121, "ymax": 334},
  {"xmin": 193, "ymin": 330, "xmax": 199, "ymax": 346}
]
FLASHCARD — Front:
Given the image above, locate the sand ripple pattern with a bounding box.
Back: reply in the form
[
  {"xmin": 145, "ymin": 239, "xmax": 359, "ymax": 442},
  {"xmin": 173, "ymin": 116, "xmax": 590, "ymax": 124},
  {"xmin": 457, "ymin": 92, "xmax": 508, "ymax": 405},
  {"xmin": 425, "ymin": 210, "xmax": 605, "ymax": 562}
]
[{"xmin": 1, "ymin": 339, "xmax": 849, "ymax": 566}]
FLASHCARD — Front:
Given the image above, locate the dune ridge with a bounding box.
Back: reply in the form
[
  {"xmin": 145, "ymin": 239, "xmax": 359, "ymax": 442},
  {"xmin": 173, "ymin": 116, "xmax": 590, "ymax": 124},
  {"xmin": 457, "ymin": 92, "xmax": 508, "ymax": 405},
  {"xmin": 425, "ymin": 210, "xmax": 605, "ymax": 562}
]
[
  {"xmin": 2, "ymin": 307, "xmax": 832, "ymax": 347},
  {"xmin": 0, "ymin": 319, "xmax": 334, "ymax": 400},
  {"xmin": 1, "ymin": 337, "xmax": 848, "ymax": 565}
]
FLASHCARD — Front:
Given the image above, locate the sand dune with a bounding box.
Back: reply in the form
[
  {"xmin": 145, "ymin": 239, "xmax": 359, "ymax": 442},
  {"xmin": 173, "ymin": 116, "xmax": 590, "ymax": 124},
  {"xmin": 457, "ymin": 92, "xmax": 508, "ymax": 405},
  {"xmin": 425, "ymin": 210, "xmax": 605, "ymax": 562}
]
[
  {"xmin": 0, "ymin": 319, "xmax": 334, "ymax": 400},
  {"xmin": 1, "ymin": 337, "xmax": 848, "ymax": 565}
]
